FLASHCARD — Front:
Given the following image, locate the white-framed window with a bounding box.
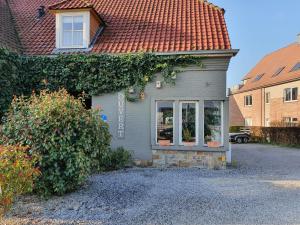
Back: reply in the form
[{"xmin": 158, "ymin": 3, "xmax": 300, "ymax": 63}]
[
  {"xmin": 244, "ymin": 95, "xmax": 252, "ymax": 106},
  {"xmin": 204, "ymin": 101, "xmax": 223, "ymax": 146},
  {"xmin": 245, "ymin": 118, "xmax": 253, "ymax": 127},
  {"xmin": 282, "ymin": 117, "xmax": 298, "ymax": 127},
  {"xmin": 265, "ymin": 118, "xmax": 270, "ymax": 127},
  {"xmin": 154, "ymin": 100, "xmax": 224, "ymax": 148},
  {"xmin": 156, "ymin": 101, "xmax": 175, "ymax": 146},
  {"xmin": 56, "ymin": 11, "xmax": 90, "ymax": 49},
  {"xmin": 265, "ymin": 92, "xmax": 270, "ymax": 104},
  {"xmin": 284, "ymin": 87, "xmax": 298, "ymax": 102},
  {"xmin": 179, "ymin": 101, "xmax": 199, "ymax": 146}
]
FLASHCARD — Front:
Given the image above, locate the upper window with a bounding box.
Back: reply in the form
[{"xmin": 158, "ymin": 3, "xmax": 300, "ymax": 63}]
[
  {"xmin": 273, "ymin": 66, "xmax": 285, "ymax": 77},
  {"xmin": 56, "ymin": 12, "xmax": 90, "ymax": 49},
  {"xmin": 284, "ymin": 87, "xmax": 298, "ymax": 102},
  {"xmin": 265, "ymin": 92, "xmax": 270, "ymax": 104},
  {"xmin": 62, "ymin": 16, "xmax": 84, "ymax": 48},
  {"xmin": 245, "ymin": 118, "xmax": 253, "ymax": 127},
  {"xmin": 253, "ymin": 74, "xmax": 265, "ymax": 82},
  {"xmin": 290, "ymin": 62, "xmax": 300, "ymax": 72},
  {"xmin": 244, "ymin": 95, "xmax": 252, "ymax": 106}
]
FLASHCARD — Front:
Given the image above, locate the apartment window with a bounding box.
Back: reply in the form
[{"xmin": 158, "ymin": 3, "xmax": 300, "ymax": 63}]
[
  {"xmin": 244, "ymin": 95, "xmax": 253, "ymax": 106},
  {"xmin": 56, "ymin": 12, "xmax": 90, "ymax": 49},
  {"xmin": 282, "ymin": 117, "xmax": 298, "ymax": 127},
  {"xmin": 265, "ymin": 92, "xmax": 270, "ymax": 104},
  {"xmin": 290, "ymin": 62, "xmax": 300, "ymax": 72},
  {"xmin": 179, "ymin": 102, "xmax": 198, "ymax": 146},
  {"xmin": 245, "ymin": 118, "xmax": 253, "ymax": 127},
  {"xmin": 284, "ymin": 87, "xmax": 298, "ymax": 102},
  {"xmin": 156, "ymin": 101, "xmax": 174, "ymax": 146},
  {"xmin": 204, "ymin": 101, "xmax": 223, "ymax": 146},
  {"xmin": 265, "ymin": 118, "xmax": 270, "ymax": 127},
  {"xmin": 253, "ymin": 73, "xmax": 265, "ymax": 82},
  {"xmin": 272, "ymin": 66, "xmax": 285, "ymax": 77}
]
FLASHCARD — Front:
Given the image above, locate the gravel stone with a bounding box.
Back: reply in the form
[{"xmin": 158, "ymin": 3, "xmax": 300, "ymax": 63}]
[{"xmin": 3, "ymin": 144, "xmax": 300, "ymax": 225}]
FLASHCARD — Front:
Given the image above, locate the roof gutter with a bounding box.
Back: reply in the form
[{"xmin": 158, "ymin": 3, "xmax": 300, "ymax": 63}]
[
  {"xmin": 231, "ymin": 76, "xmax": 300, "ymax": 95},
  {"xmin": 155, "ymin": 49, "xmax": 239, "ymax": 57}
]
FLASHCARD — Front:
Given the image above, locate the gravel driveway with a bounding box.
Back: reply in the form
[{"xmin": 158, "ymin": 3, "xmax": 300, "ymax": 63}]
[{"xmin": 3, "ymin": 144, "xmax": 300, "ymax": 225}]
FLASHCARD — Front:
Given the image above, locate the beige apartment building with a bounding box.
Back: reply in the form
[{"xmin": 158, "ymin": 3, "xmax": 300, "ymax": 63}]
[{"xmin": 230, "ymin": 35, "xmax": 300, "ymax": 127}]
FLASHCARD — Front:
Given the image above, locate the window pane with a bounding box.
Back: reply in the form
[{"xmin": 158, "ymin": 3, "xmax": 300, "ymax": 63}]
[
  {"xmin": 204, "ymin": 101, "xmax": 222, "ymax": 145},
  {"xmin": 156, "ymin": 101, "xmax": 173, "ymax": 146},
  {"xmin": 245, "ymin": 118, "xmax": 252, "ymax": 126},
  {"xmin": 292, "ymin": 88, "xmax": 298, "ymax": 100},
  {"xmin": 181, "ymin": 103, "xmax": 196, "ymax": 145},
  {"xmin": 62, "ymin": 31, "xmax": 72, "ymax": 46},
  {"xmin": 62, "ymin": 16, "xmax": 72, "ymax": 30},
  {"xmin": 73, "ymin": 16, "xmax": 83, "ymax": 30},
  {"xmin": 285, "ymin": 89, "xmax": 291, "ymax": 101},
  {"xmin": 73, "ymin": 31, "xmax": 83, "ymax": 46}
]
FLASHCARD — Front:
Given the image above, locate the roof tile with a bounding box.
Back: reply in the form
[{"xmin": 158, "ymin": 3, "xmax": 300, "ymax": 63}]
[
  {"xmin": 6, "ymin": 0, "xmax": 232, "ymax": 55},
  {"xmin": 237, "ymin": 43, "xmax": 300, "ymax": 93}
]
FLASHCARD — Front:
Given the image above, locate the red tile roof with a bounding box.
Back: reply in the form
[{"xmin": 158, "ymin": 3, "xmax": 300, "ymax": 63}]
[
  {"xmin": 0, "ymin": 0, "xmax": 22, "ymax": 53},
  {"xmin": 5, "ymin": 0, "xmax": 232, "ymax": 55},
  {"xmin": 49, "ymin": 0, "xmax": 93, "ymax": 10},
  {"xmin": 236, "ymin": 43, "xmax": 300, "ymax": 93}
]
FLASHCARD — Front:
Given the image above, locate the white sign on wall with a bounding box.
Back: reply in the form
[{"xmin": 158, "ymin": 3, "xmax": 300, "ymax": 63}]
[{"xmin": 117, "ymin": 92, "xmax": 126, "ymax": 139}]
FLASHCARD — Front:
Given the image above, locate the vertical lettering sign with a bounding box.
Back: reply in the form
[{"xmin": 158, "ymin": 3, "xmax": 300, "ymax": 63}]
[{"xmin": 117, "ymin": 92, "xmax": 125, "ymax": 139}]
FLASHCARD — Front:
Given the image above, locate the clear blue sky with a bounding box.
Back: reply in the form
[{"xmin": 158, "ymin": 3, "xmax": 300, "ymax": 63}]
[{"xmin": 211, "ymin": 0, "xmax": 300, "ymax": 88}]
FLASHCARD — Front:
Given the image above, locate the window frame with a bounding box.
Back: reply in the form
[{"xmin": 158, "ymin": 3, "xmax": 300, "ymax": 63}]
[
  {"xmin": 155, "ymin": 101, "xmax": 175, "ymax": 146},
  {"xmin": 284, "ymin": 87, "xmax": 298, "ymax": 102},
  {"xmin": 245, "ymin": 118, "xmax": 253, "ymax": 127},
  {"xmin": 265, "ymin": 92, "xmax": 270, "ymax": 104},
  {"xmin": 56, "ymin": 11, "xmax": 90, "ymax": 49},
  {"xmin": 244, "ymin": 95, "xmax": 253, "ymax": 106},
  {"xmin": 179, "ymin": 101, "xmax": 199, "ymax": 146},
  {"xmin": 203, "ymin": 101, "xmax": 224, "ymax": 147}
]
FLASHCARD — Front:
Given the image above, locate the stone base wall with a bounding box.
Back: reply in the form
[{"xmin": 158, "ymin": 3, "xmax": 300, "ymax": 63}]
[{"xmin": 152, "ymin": 150, "xmax": 226, "ymax": 169}]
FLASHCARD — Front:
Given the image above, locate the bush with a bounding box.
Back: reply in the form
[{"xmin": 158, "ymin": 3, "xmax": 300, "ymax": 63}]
[
  {"xmin": 0, "ymin": 145, "xmax": 40, "ymax": 215},
  {"xmin": 1, "ymin": 89, "xmax": 111, "ymax": 196},
  {"xmin": 0, "ymin": 49, "xmax": 22, "ymax": 119},
  {"xmin": 101, "ymin": 147, "xmax": 132, "ymax": 171}
]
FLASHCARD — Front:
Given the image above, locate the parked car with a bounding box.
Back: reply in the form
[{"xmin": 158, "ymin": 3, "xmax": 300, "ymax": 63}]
[{"xmin": 229, "ymin": 133, "xmax": 251, "ymax": 144}]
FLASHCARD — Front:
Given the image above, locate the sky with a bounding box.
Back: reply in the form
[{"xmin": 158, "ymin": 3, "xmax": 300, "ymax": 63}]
[{"xmin": 211, "ymin": 0, "xmax": 300, "ymax": 88}]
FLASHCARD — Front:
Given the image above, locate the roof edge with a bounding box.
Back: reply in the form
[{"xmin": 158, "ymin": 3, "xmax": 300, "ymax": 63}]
[
  {"xmin": 155, "ymin": 49, "xmax": 239, "ymax": 57},
  {"xmin": 231, "ymin": 76, "xmax": 300, "ymax": 95},
  {"xmin": 201, "ymin": 0, "xmax": 225, "ymax": 14}
]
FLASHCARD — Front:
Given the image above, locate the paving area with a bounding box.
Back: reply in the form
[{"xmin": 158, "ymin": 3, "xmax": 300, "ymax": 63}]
[{"xmin": 3, "ymin": 144, "xmax": 300, "ymax": 225}]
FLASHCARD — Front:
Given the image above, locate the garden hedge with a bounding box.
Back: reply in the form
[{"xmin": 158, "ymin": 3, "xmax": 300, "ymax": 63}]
[{"xmin": 0, "ymin": 48, "xmax": 203, "ymax": 119}]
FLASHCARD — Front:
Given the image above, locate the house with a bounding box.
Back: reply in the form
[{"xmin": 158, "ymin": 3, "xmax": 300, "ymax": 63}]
[
  {"xmin": 0, "ymin": 0, "xmax": 238, "ymax": 168},
  {"xmin": 230, "ymin": 35, "xmax": 300, "ymax": 127}
]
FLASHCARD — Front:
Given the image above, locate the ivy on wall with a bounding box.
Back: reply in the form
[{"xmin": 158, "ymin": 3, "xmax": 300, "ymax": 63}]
[{"xmin": 0, "ymin": 48, "xmax": 203, "ymax": 118}]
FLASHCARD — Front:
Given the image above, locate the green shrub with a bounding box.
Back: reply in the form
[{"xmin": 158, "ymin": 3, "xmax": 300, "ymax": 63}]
[
  {"xmin": 1, "ymin": 89, "xmax": 111, "ymax": 196},
  {"xmin": 0, "ymin": 49, "xmax": 22, "ymax": 119},
  {"xmin": 229, "ymin": 126, "xmax": 243, "ymax": 133},
  {"xmin": 0, "ymin": 145, "xmax": 40, "ymax": 215},
  {"xmin": 102, "ymin": 147, "xmax": 132, "ymax": 171},
  {"xmin": 0, "ymin": 49, "xmax": 204, "ymax": 118}
]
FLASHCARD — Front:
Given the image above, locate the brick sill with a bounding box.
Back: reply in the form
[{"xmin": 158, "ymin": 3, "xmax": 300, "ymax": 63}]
[{"xmin": 151, "ymin": 145, "xmax": 226, "ymax": 152}]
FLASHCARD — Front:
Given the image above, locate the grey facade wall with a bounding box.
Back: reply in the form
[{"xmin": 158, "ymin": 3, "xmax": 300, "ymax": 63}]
[{"xmin": 92, "ymin": 57, "xmax": 231, "ymax": 161}]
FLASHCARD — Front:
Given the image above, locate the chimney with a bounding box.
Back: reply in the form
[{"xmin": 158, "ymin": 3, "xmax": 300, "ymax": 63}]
[
  {"xmin": 297, "ymin": 33, "xmax": 300, "ymax": 44},
  {"xmin": 37, "ymin": 6, "xmax": 45, "ymax": 19}
]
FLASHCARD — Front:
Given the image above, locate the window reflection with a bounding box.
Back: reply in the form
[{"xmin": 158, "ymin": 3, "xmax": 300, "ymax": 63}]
[
  {"xmin": 156, "ymin": 101, "xmax": 174, "ymax": 146},
  {"xmin": 204, "ymin": 101, "xmax": 222, "ymax": 146},
  {"xmin": 181, "ymin": 102, "xmax": 197, "ymax": 146}
]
